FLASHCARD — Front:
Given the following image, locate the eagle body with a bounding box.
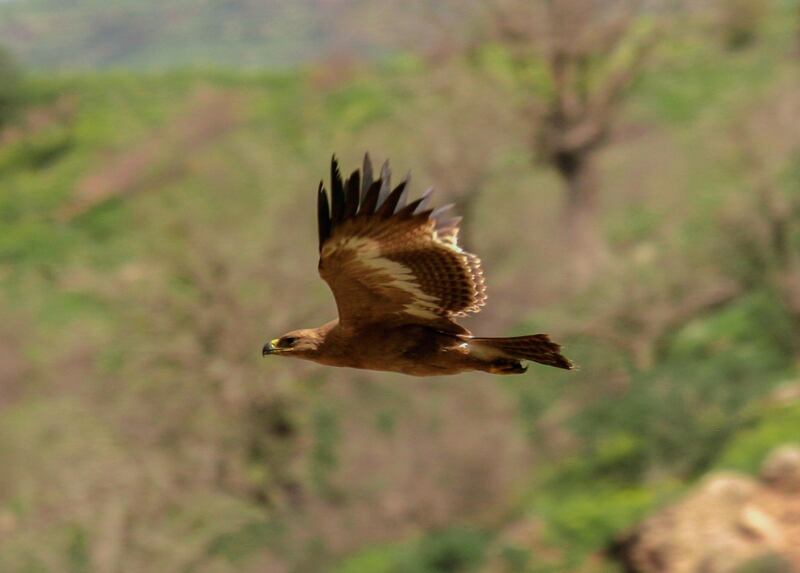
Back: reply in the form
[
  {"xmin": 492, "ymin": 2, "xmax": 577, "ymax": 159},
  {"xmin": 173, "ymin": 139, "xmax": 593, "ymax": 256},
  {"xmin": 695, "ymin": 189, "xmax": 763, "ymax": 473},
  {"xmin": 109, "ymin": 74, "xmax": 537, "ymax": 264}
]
[
  {"xmin": 288, "ymin": 320, "xmax": 517, "ymax": 376},
  {"xmin": 263, "ymin": 155, "xmax": 573, "ymax": 376}
]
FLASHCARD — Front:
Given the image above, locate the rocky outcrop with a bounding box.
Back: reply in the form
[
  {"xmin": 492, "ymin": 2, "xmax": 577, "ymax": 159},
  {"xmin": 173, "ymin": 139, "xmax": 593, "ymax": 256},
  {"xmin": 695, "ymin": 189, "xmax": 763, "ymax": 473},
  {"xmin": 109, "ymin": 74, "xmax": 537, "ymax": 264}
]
[{"xmin": 611, "ymin": 445, "xmax": 800, "ymax": 573}]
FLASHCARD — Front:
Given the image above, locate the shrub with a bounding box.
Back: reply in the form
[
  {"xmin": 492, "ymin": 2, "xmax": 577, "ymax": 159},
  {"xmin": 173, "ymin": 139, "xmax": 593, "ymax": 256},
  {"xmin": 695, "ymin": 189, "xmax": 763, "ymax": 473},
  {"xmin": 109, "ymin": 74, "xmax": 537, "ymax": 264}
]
[
  {"xmin": 715, "ymin": 404, "xmax": 800, "ymax": 474},
  {"xmin": 335, "ymin": 528, "xmax": 488, "ymax": 573},
  {"xmin": 719, "ymin": 0, "xmax": 768, "ymax": 50},
  {"xmin": 396, "ymin": 529, "xmax": 488, "ymax": 573},
  {"xmin": 0, "ymin": 46, "xmax": 21, "ymax": 128}
]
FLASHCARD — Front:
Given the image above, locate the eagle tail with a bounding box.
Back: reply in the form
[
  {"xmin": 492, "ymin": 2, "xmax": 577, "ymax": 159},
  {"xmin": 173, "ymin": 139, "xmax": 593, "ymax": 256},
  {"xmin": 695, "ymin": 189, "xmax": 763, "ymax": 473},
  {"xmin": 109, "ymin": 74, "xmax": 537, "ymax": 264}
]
[{"xmin": 471, "ymin": 334, "xmax": 574, "ymax": 371}]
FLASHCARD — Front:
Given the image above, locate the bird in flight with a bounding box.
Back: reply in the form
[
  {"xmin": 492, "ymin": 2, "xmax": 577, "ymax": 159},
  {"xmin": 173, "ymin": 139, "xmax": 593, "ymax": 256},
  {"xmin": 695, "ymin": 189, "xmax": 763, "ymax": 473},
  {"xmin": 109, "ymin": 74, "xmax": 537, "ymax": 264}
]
[{"xmin": 263, "ymin": 155, "xmax": 573, "ymax": 376}]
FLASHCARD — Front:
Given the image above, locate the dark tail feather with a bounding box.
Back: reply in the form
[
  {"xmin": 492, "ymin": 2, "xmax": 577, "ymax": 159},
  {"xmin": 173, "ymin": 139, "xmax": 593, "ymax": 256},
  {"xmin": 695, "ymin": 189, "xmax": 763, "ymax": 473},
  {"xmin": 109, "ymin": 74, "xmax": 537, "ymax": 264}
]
[{"xmin": 473, "ymin": 334, "xmax": 575, "ymax": 370}]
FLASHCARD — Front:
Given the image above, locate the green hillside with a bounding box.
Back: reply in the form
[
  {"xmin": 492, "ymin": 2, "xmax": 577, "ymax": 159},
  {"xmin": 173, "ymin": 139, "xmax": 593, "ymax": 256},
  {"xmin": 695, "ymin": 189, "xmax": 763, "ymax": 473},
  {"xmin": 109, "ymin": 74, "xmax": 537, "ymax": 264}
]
[{"xmin": 1, "ymin": 3, "xmax": 800, "ymax": 573}]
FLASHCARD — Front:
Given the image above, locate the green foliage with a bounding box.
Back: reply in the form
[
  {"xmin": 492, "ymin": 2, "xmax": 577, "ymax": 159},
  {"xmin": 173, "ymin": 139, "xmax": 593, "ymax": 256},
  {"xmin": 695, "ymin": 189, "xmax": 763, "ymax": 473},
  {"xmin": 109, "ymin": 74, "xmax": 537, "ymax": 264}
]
[
  {"xmin": 633, "ymin": 38, "xmax": 775, "ymax": 123},
  {"xmin": 336, "ymin": 545, "xmax": 399, "ymax": 573},
  {"xmin": 579, "ymin": 291, "xmax": 790, "ymax": 474},
  {"xmin": 336, "ymin": 529, "xmax": 488, "ymax": 573},
  {"xmin": 206, "ymin": 519, "xmax": 284, "ymax": 564},
  {"xmin": 0, "ymin": 46, "xmax": 22, "ymax": 128},
  {"xmin": 715, "ymin": 404, "xmax": 800, "ymax": 474},
  {"xmin": 504, "ymin": 286, "xmax": 797, "ymax": 572},
  {"xmin": 66, "ymin": 524, "xmax": 90, "ymax": 573},
  {"xmin": 536, "ymin": 485, "xmax": 665, "ymax": 561},
  {"xmin": 311, "ymin": 405, "xmax": 340, "ymax": 495},
  {"xmin": 404, "ymin": 529, "xmax": 488, "ymax": 573},
  {"xmin": 473, "ymin": 43, "xmax": 553, "ymax": 95},
  {"xmin": 495, "ymin": 545, "xmax": 531, "ymax": 573},
  {"xmin": 0, "ymin": 124, "xmax": 73, "ymax": 173}
]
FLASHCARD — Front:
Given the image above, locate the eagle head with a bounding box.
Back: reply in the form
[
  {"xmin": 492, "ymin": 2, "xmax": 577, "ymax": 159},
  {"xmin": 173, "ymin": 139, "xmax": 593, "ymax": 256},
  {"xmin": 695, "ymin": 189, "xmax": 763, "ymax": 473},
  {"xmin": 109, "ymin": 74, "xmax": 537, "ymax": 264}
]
[{"xmin": 262, "ymin": 328, "xmax": 323, "ymax": 358}]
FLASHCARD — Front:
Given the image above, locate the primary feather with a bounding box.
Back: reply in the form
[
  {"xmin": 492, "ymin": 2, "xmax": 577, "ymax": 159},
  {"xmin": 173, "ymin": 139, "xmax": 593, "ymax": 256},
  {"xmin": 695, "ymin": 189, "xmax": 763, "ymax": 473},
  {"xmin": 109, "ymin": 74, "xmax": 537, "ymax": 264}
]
[{"xmin": 317, "ymin": 155, "xmax": 486, "ymax": 333}]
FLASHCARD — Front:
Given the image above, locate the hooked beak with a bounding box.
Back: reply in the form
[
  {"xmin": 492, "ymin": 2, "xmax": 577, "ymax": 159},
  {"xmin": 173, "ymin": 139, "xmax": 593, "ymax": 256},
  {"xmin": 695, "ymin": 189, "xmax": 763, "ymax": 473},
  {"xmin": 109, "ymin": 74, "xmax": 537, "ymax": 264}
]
[{"xmin": 262, "ymin": 339, "xmax": 280, "ymax": 357}]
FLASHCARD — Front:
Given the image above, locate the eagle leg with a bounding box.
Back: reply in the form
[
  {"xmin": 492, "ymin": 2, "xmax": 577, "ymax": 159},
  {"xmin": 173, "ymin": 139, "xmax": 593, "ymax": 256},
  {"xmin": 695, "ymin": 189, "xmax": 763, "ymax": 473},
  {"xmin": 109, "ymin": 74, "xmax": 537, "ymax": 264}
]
[{"xmin": 487, "ymin": 358, "xmax": 528, "ymax": 375}]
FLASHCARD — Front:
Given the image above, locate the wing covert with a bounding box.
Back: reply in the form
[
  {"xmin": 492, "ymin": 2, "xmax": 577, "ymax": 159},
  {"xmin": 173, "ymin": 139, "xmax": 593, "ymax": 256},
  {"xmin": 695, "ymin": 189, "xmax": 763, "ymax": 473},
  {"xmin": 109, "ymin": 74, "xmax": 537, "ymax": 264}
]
[{"xmin": 317, "ymin": 154, "xmax": 487, "ymax": 332}]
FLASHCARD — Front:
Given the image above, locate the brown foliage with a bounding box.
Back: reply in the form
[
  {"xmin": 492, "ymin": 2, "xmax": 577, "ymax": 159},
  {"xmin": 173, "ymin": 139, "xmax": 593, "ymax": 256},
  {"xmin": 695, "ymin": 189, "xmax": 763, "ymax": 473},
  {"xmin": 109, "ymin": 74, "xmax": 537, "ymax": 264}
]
[
  {"xmin": 718, "ymin": 0, "xmax": 769, "ymax": 50},
  {"xmin": 720, "ymin": 78, "xmax": 800, "ymax": 348},
  {"xmin": 295, "ymin": 375, "xmax": 529, "ymax": 554},
  {"xmin": 0, "ymin": 95, "xmax": 76, "ymax": 147},
  {"xmin": 400, "ymin": 63, "xmax": 523, "ymax": 248}
]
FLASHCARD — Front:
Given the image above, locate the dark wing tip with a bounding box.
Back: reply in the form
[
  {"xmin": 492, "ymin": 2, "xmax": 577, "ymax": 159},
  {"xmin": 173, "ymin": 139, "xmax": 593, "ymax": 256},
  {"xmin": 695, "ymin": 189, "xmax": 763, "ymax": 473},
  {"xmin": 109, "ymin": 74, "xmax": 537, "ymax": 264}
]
[
  {"xmin": 396, "ymin": 183, "xmax": 432, "ymax": 219},
  {"xmin": 359, "ymin": 180, "xmax": 382, "ymax": 215},
  {"xmin": 320, "ymin": 154, "xmax": 459, "ymax": 242},
  {"xmin": 317, "ymin": 181, "xmax": 331, "ymax": 252},
  {"xmin": 330, "ymin": 155, "xmax": 345, "ymax": 225},
  {"xmin": 377, "ymin": 180, "xmax": 409, "ymax": 217},
  {"xmin": 330, "ymin": 154, "xmax": 340, "ymax": 184},
  {"xmin": 344, "ymin": 169, "xmax": 360, "ymax": 218},
  {"xmin": 362, "ymin": 152, "xmax": 373, "ymax": 198},
  {"xmin": 326, "ymin": 154, "xmax": 369, "ymax": 236}
]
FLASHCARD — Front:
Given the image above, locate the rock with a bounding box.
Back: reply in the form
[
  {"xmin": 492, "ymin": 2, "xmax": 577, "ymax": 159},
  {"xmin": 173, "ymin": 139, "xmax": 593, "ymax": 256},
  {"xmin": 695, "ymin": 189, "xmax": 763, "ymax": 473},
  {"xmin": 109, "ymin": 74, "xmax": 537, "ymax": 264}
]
[
  {"xmin": 610, "ymin": 445, "xmax": 800, "ymax": 573},
  {"xmin": 760, "ymin": 444, "xmax": 800, "ymax": 492}
]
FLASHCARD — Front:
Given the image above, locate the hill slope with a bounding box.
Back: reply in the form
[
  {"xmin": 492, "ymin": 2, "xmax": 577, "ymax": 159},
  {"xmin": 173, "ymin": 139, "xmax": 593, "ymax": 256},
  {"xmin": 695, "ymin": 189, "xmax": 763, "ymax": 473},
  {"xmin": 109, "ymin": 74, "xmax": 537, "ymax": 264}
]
[
  {"xmin": 0, "ymin": 0, "xmax": 471, "ymax": 70},
  {"xmin": 0, "ymin": 0, "xmax": 335, "ymax": 70}
]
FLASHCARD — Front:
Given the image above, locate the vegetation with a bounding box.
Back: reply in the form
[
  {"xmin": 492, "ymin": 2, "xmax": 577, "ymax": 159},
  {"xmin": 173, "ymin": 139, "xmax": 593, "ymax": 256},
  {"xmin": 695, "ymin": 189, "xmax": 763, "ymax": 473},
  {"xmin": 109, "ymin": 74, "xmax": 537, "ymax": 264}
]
[
  {"xmin": 1, "ymin": 2, "xmax": 800, "ymax": 573},
  {"xmin": 0, "ymin": 46, "xmax": 21, "ymax": 128},
  {"xmin": 720, "ymin": 0, "xmax": 769, "ymax": 50},
  {"xmin": 0, "ymin": 0, "xmax": 477, "ymax": 71},
  {"xmin": 484, "ymin": 0, "xmax": 661, "ymax": 277}
]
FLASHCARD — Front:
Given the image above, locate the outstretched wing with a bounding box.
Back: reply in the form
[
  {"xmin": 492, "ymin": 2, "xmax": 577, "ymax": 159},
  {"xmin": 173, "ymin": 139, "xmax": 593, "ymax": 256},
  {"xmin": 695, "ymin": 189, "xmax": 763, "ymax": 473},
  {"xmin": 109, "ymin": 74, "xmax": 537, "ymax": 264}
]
[{"xmin": 317, "ymin": 154, "xmax": 487, "ymax": 334}]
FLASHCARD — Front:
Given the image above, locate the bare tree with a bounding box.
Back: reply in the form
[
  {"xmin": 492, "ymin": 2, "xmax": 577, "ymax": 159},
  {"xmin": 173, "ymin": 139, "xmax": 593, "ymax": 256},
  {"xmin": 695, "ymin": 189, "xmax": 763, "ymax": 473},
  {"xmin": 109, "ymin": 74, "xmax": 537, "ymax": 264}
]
[
  {"xmin": 567, "ymin": 259, "xmax": 741, "ymax": 370},
  {"xmin": 721, "ymin": 79, "xmax": 800, "ymax": 351},
  {"xmin": 485, "ymin": 0, "xmax": 660, "ymax": 277},
  {"xmin": 399, "ymin": 64, "xmax": 521, "ymax": 248}
]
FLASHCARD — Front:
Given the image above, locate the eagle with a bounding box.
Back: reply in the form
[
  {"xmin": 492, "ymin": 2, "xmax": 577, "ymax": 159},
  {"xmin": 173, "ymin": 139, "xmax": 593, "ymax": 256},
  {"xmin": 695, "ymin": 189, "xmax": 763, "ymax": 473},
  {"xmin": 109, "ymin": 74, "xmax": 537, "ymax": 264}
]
[{"xmin": 262, "ymin": 155, "xmax": 573, "ymax": 376}]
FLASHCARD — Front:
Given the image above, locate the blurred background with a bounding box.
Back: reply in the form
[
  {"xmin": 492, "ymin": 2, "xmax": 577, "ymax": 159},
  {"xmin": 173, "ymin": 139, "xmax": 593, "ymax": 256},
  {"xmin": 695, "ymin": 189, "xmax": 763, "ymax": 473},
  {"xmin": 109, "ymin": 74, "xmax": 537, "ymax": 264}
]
[{"xmin": 1, "ymin": 0, "xmax": 800, "ymax": 572}]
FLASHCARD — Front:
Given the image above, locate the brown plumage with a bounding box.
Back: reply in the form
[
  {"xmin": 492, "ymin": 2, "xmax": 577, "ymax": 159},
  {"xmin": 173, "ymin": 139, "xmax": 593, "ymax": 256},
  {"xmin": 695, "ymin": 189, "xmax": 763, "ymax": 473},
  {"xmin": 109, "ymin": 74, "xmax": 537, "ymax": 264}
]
[{"xmin": 262, "ymin": 154, "xmax": 574, "ymax": 376}]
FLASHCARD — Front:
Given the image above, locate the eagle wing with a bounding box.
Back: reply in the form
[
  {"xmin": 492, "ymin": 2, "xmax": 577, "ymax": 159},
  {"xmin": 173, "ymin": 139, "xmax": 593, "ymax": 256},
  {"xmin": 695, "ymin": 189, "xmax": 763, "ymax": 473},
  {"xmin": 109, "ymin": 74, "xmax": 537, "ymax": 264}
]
[{"xmin": 317, "ymin": 155, "xmax": 487, "ymax": 334}]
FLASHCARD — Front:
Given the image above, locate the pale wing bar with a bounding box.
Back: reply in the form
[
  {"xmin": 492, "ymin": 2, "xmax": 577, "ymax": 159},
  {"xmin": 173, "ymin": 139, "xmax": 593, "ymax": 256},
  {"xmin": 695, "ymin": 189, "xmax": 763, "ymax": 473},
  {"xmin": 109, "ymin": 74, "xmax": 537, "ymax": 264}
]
[{"xmin": 317, "ymin": 155, "xmax": 487, "ymax": 323}]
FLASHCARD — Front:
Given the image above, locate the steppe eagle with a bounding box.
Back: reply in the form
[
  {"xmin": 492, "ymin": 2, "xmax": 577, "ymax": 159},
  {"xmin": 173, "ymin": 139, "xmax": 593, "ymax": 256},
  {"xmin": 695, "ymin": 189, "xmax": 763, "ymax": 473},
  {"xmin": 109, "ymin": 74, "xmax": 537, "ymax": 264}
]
[{"xmin": 262, "ymin": 155, "xmax": 573, "ymax": 376}]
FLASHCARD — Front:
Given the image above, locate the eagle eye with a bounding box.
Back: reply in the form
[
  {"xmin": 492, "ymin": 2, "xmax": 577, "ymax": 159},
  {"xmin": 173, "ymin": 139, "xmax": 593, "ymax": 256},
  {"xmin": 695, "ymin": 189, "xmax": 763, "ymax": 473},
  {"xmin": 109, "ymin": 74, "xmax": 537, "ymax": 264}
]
[{"xmin": 279, "ymin": 336, "xmax": 297, "ymax": 348}]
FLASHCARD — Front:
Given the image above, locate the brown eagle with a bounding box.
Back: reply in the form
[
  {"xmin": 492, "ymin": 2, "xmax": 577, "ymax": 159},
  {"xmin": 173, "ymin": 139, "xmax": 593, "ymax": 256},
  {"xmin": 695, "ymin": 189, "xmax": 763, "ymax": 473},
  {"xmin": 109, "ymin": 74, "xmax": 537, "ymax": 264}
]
[{"xmin": 262, "ymin": 155, "xmax": 573, "ymax": 376}]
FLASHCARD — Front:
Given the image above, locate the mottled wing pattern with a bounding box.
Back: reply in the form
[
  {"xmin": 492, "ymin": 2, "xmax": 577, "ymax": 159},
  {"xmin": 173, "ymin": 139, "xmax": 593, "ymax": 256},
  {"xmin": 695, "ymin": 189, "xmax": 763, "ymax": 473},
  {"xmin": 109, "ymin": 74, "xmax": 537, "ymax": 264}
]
[{"xmin": 317, "ymin": 155, "xmax": 487, "ymax": 333}]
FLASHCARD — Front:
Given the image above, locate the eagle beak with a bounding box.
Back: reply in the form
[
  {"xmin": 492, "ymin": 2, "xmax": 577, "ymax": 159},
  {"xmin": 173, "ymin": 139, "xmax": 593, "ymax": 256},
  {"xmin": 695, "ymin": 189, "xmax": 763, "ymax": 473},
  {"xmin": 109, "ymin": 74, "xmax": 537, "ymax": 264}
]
[{"xmin": 262, "ymin": 339, "xmax": 280, "ymax": 356}]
